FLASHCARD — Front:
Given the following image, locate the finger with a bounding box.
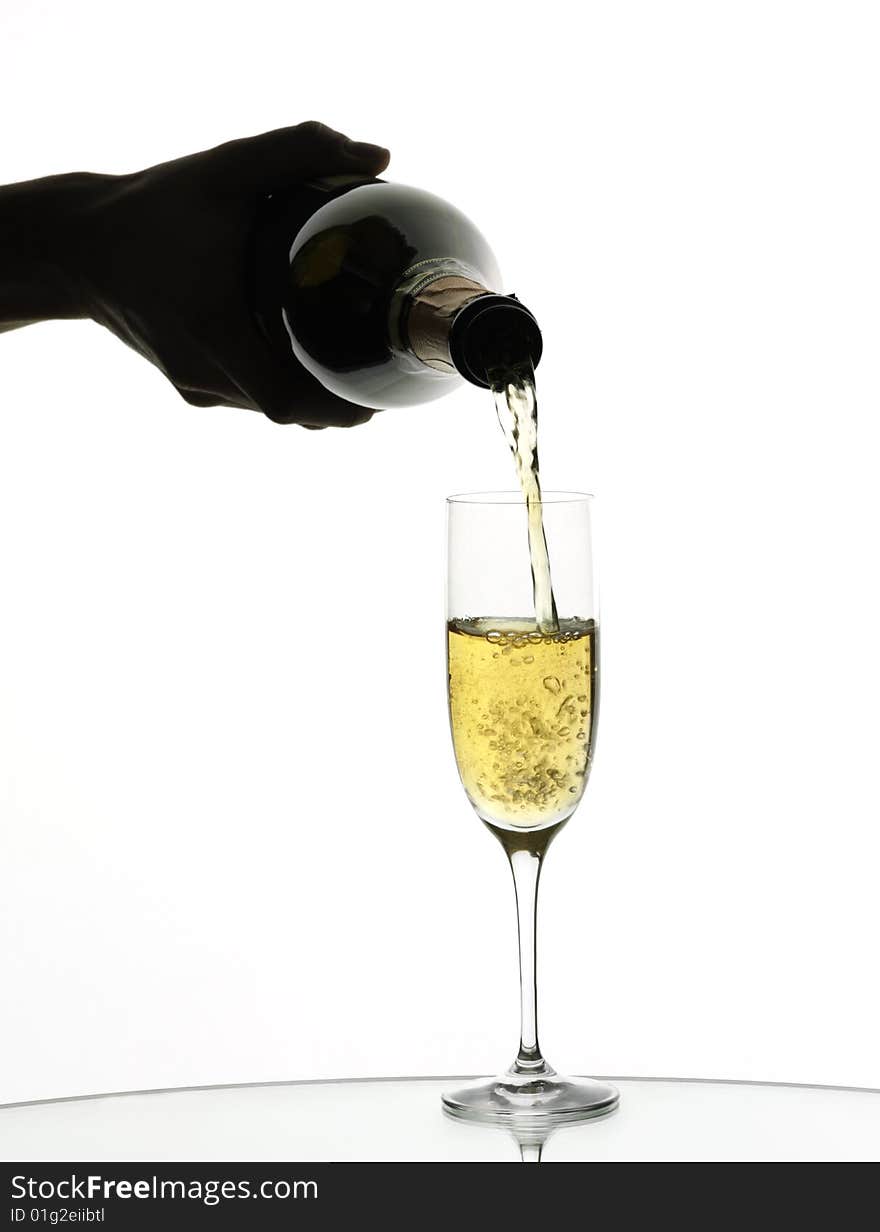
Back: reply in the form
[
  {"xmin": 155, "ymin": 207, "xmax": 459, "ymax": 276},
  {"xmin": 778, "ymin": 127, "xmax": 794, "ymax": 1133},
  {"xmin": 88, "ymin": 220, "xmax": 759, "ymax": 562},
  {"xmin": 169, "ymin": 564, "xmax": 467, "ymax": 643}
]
[
  {"xmin": 249, "ymin": 363, "xmax": 376, "ymax": 428},
  {"xmin": 177, "ymin": 388, "xmax": 220, "ymax": 407},
  {"xmin": 206, "ymin": 121, "xmax": 390, "ymax": 194},
  {"xmin": 264, "ymin": 369, "xmax": 377, "ymax": 428},
  {"xmin": 216, "ymin": 322, "xmax": 376, "ymax": 427},
  {"xmin": 169, "ymin": 380, "xmax": 252, "ymax": 411}
]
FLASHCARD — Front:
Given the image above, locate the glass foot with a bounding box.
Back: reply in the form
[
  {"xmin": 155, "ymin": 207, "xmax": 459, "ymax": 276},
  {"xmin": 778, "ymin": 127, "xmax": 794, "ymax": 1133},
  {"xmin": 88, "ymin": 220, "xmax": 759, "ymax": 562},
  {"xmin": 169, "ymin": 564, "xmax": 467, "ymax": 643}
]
[{"xmin": 442, "ymin": 1066, "xmax": 619, "ymax": 1125}]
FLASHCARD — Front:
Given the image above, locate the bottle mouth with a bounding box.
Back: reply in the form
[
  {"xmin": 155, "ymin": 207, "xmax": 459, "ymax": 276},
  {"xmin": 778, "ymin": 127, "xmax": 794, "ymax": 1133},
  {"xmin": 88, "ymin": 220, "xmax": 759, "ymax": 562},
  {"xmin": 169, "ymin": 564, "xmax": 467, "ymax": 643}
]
[{"xmin": 448, "ymin": 294, "xmax": 543, "ymax": 389}]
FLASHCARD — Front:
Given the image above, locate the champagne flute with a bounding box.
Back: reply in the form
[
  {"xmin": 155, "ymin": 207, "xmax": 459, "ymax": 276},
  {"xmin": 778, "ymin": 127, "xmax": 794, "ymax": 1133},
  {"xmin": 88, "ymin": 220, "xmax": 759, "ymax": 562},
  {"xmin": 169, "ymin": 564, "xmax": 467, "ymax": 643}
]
[{"xmin": 442, "ymin": 492, "xmax": 618, "ymax": 1123}]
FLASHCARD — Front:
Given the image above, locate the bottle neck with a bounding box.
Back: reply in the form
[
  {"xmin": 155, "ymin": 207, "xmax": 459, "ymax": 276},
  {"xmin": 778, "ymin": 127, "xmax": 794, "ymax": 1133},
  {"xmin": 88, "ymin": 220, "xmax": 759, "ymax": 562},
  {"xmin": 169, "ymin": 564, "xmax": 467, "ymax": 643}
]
[
  {"xmin": 390, "ymin": 260, "xmax": 490, "ymax": 375},
  {"xmin": 391, "ymin": 259, "xmax": 543, "ymax": 389},
  {"xmin": 392, "ymin": 260, "xmax": 543, "ymax": 389}
]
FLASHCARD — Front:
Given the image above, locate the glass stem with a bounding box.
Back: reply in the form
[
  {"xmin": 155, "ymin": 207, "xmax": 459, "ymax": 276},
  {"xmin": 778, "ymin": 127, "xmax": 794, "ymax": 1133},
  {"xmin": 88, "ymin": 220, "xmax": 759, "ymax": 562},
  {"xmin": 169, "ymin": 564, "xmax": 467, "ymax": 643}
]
[{"xmin": 508, "ymin": 846, "xmax": 549, "ymax": 1075}]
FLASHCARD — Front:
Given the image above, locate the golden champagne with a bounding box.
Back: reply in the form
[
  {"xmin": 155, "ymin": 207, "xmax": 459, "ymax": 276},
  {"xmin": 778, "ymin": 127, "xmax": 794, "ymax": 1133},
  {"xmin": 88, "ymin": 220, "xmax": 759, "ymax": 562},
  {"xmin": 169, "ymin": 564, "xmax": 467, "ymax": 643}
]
[{"xmin": 447, "ymin": 617, "xmax": 598, "ymax": 831}]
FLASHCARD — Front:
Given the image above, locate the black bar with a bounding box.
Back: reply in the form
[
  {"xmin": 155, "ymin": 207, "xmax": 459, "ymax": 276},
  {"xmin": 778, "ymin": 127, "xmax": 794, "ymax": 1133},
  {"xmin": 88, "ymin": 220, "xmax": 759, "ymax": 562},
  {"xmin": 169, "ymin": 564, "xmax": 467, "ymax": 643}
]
[{"xmin": 1, "ymin": 1161, "xmax": 876, "ymax": 1228}]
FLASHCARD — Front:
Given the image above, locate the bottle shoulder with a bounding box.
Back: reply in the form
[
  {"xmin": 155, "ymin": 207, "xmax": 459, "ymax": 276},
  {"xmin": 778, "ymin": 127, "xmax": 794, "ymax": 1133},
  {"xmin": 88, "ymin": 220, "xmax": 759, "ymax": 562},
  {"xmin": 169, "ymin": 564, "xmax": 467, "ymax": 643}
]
[{"xmin": 290, "ymin": 182, "xmax": 502, "ymax": 289}]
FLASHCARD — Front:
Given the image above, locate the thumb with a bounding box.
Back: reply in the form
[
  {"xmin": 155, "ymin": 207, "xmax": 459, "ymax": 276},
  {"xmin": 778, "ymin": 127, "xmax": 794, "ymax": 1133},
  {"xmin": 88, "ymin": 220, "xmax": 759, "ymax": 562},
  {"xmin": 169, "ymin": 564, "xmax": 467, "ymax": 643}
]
[{"xmin": 205, "ymin": 121, "xmax": 390, "ymax": 193}]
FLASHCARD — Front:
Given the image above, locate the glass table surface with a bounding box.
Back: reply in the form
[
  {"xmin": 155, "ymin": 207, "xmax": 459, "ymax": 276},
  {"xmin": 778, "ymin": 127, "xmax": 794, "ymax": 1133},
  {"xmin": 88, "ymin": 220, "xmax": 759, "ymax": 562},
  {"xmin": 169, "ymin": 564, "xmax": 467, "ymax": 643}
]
[{"xmin": 2, "ymin": 1076, "xmax": 878, "ymax": 1162}]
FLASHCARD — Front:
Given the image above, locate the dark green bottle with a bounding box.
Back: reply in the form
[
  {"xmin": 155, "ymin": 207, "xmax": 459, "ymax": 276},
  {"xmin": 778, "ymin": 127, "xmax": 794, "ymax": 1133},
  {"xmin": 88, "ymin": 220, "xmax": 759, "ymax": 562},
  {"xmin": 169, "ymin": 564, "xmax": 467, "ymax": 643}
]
[{"xmin": 251, "ymin": 178, "xmax": 542, "ymax": 411}]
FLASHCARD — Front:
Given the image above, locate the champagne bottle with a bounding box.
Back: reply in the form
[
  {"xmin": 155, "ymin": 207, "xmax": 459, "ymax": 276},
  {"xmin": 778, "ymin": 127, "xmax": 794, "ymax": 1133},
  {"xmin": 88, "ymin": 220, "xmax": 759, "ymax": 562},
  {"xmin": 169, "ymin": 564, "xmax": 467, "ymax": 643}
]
[{"xmin": 250, "ymin": 178, "xmax": 542, "ymax": 410}]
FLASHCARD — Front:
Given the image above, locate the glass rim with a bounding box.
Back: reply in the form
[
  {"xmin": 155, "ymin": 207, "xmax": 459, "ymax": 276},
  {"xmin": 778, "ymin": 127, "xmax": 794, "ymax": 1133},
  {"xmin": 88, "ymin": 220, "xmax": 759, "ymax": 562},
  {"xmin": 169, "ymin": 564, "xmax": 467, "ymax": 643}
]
[{"xmin": 446, "ymin": 489, "xmax": 594, "ymax": 506}]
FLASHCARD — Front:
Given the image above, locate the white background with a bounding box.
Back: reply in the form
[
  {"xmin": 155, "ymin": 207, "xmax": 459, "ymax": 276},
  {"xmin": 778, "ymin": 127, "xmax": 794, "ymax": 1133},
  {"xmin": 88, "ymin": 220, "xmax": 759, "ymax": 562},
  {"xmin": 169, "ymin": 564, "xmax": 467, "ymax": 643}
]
[{"xmin": 1, "ymin": 0, "xmax": 879, "ymax": 1106}]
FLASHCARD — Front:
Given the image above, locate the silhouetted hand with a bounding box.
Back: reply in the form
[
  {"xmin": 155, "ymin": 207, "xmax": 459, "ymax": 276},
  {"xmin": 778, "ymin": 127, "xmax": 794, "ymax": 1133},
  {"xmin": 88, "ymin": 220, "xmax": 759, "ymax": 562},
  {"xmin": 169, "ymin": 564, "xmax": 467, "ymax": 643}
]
[{"xmin": 0, "ymin": 123, "xmax": 391, "ymax": 427}]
